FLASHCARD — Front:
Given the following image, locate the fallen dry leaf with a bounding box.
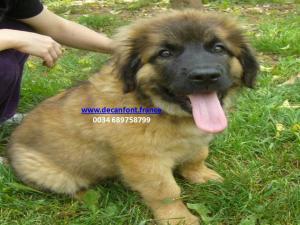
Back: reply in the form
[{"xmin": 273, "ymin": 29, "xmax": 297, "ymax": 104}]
[
  {"xmin": 0, "ymin": 156, "xmax": 8, "ymax": 165},
  {"xmin": 260, "ymin": 65, "xmax": 273, "ymax": 72},
  {"xmin": 271, "ymin": 75, "xmax": 281, "ymax": 81},
  {"xmin": 279, "ymin": 73, "xmax": 300, "ymax": 86},
  {"xmin": 275, "ymin": 123, "xmax": 285, "ymax": 137},
  {"xmin": 291, "ymin": 124, "xmax": 300, "ymax": 133},
  {"xmin": 280, "ymin": 44, "xmax": 290, "ymax": 50},
  {"xmin": 280, "ymin": 100, "xmax": 300, "ymax": 109}
]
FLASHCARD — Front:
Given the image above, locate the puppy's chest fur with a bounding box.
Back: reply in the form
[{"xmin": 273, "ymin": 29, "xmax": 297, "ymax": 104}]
[{"xmin": 135, "ymin": 117, "xmax": 213, "ymax": 165}]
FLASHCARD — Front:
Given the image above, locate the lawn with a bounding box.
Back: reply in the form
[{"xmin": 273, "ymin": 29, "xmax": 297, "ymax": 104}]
[{"xmin": 0, "ymin": 0, "xmax": 299, "ymax": 224}]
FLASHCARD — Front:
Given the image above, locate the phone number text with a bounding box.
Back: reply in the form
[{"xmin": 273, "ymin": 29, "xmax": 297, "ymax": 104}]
[{"xmin": 93, "ymin": 117, "xmax": 151, "ymax": 124}]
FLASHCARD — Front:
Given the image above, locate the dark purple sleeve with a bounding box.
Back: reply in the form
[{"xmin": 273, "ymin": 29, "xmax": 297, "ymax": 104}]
[{"xmin": 7, "ymin": 0, "xmax": 44, "ymax": 19}]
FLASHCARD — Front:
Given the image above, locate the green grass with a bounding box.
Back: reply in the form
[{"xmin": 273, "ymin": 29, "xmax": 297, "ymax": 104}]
[
  {"xmin": 209, "ymin": 0, "xmax": 298, "ymax": 3},
  {"xmin": 1, "ymin": 1, "xmax": 300, "ymax": 225},
  {"xmin": 19, "ymin": 51, "xmax": 108, "ymax": 112},
  {"xmin": 78, "ymin": 14, "xmax": 126, "ymax": 34},
  {"xmin": 126, "ymin": 0, "xmax": 161, "ymax": 11},
  {"xmin": 252, "ymin": 14, "xmax": 300, "ymax": 55}
]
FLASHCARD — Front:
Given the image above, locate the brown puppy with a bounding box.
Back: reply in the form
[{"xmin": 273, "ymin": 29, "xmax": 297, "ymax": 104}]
[{"xmin": 8, "ymin": 10, "xmax": 259, "ymax": 225}]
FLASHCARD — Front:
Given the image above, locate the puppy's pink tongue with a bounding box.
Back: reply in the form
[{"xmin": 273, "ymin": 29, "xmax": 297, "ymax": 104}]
[{"xmin": 188, "ymin": 92, "xmax": 227, "ymax": 133}]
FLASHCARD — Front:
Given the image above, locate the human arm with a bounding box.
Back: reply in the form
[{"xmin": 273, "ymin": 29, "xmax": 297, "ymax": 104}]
[
  {"xmin": 0, "ymin": 29, "xmax": 62, "ymax": 67},
  {"xmin": 19, "ymin": 7, "xmax": 115, "ymax": 54}
]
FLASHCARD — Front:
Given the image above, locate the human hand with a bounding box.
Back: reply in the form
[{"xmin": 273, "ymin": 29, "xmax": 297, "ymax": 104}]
[{"xmin": 13, "ymin": 30, "xmax": 62, "ymax": 67}]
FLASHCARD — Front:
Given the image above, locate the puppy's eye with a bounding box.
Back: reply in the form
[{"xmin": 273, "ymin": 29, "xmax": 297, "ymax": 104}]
[
  {"xmin": 159, "ymin": 49, "xmax": 173, "ymax": 58},
  {"xmin": 212, "ymin": 43, "xmax": 226, "ymax": 53}
]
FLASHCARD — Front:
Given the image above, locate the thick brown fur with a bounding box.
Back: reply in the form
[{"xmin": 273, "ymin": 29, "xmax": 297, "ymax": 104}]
[{"xmin": 8, "ymin": 10, "xmax": 258, "ymax": 225}]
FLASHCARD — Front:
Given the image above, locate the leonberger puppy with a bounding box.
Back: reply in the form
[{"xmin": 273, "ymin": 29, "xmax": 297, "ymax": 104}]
[{"xmin": 8, "ymin": 10, "xmax": 259, "ymax": 225}]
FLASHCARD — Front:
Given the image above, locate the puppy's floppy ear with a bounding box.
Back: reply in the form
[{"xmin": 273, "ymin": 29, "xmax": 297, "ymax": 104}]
[
  {"xmin": 239, "ymin": 44, "xmax": 260, "ymax": 88},
  {"xmin": 113, "ymin": 27, "xmax": 143, "ymax": 93},
  {"xmin": 118, "ymin": 53, "xmax": 142, "ymax": 93}
]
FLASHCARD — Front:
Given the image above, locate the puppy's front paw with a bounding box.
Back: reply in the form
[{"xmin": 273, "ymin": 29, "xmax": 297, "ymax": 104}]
[
  {"xmin": 157, "ymin": 212, "xmax": 199, "ymax": 225},
  {"xmin": 160, "ymin": 215, "xmax": 199, "ymax": 225},
  {"xmin": 181, "ymin": 165, "xmax": 223, "ymax": 184},
  {"xmin": 154, "ymin": 202, "xmax": 200, "ymax": 225}
]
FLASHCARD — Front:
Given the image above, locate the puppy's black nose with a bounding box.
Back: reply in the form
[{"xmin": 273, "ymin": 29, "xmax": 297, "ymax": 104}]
[{"xmin": 188, "ymin": 68, "xmax": 221, "ymax": 83}]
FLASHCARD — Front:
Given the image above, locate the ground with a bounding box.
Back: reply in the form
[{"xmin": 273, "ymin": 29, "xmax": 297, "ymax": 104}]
[{"xmin": 0, "ymin": 0, "xmax": 299, "ymax": 224}]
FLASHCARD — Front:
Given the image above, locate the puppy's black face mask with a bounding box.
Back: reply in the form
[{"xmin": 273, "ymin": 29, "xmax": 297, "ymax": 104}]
[{"xmin": 149, "ymin": 42, "xmax": 233, "ymax": 111}]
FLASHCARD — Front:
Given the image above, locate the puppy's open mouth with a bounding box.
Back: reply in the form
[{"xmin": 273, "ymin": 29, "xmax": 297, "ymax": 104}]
[
  {"xmin": 157, "ymin": 86, "xmax": 227, "ymax": 134},
  {"xmin": 188, "ymin": 93, "xmax": 227, "ymax": 134}
]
